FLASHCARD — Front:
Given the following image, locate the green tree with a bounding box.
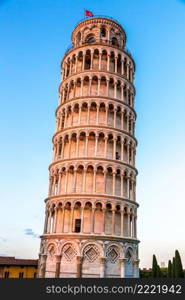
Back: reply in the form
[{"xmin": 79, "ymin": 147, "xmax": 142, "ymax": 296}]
[
  {"xmin": 152, "ymin": 255, "xmax": 158, "ymax": 277},
  {"xmin": 167, "ymin": 260, "xmax": 172, "ymax": 278},
  {"xmin": 172, "ymin": 257, "xmax": 176, "ymax": 278},
  {"xmin": 175, "ymin": 250, "xmax": 184, "ymax": 278},
  {"xmin": 156, "ymin": 264, "xmax": 162, "ymax": 277}
]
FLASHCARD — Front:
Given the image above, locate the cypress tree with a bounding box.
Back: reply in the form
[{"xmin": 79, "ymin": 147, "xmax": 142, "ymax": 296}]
[
  {"xmin": 172, "ymin": 257, "xmax": 176, "ymax": 278},
  {"xmin": 156, "ymin": 264, "xmax": 162, "ymax": 277},
  {"xmin": 167, "ymin": 260, "xmax": 172, "ymax": 278},
  {"xmin": 175, "ymin": 250, "xmax": 184, "ymax": 278},
  {"xmin": 152, "ymin": 255, "xmax": 158, "ymax": 277}
]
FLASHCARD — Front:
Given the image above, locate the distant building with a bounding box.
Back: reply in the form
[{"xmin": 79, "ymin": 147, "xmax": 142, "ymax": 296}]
[{"xmin": 0, "ymin": 256, "xmax": 38, "ymax": 278}]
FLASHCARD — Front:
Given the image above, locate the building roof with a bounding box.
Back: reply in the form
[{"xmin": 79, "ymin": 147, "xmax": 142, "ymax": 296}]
[{"xmin": 0, "ymin": 256, "xmax": 38, "ymax": 266}]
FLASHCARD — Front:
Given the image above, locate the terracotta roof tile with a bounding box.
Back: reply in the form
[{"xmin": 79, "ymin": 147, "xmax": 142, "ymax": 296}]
[{"xmin": 0, "ymin": 256, "xmax": 38, "ymax": 266}]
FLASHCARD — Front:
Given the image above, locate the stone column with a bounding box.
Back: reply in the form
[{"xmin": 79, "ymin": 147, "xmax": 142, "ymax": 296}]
[
  {"xmin": 48, "ymin": 176, "xmax": 52, "ymax": 196},
  {"xmin": 64, "ymin": 109, "xmax": 67, "ymax": 128},
  {"xmin": 90, "ymin": 50, "xmax": 94, "ymax": 70},
  {"xmin": 78, "ymin": 104, "xmax": 81, "ymax": 124},
  {"xmin": 121, "ymin": 59, "xmax": 124, "ymax": 75},
  {"xmin": 70, "ymin": 205, "xmax": 74, "ymax": 233},
  {"xmin": 93, "ymin": 169, "xmax": 96, "ymax": 193},
  {"xmin": 61, "ymin": 140, "xmax": 64, "ymax": 159},
  {"xmin": 68, "ymin": 136, "xmax": 72, "ymax": 158},
  {"xmin": 99, "ymin": 52, "xmax": 102, "ymax": 70},
  {"xmin": 80, "ymin": 206, "xmax": 84, "ymax": 233},
  {"xmin": 53, "ymin": 207, "xmax": 58, "ymax": 233},
  {"xmin": 121, "ymin": 173, "xmax": 124, "ymax": 198},
  {"xmin": 120, "ymin": 258, "xmax": 126, "ymax": 278},
  {"xmin": 91, "ymin": 207, "xmax": 95, "ymax": 233},
  {"xmin": 76, "ymin": 256, "xmax": 83, "ymax": 278},
  {"xmin": 127, "ymin": 63, "xmax": 130, "ymax": 79},
  {"xmin": 134, "ymin": 215, "xmax": 137, "ymax": 238},
  {"xmin": 85, "ymin": 134, "xmax": 88, "ymax": 156},
  {"xmin": 96, "ymin": 105, "xmax": 100, "ymax": 124},
  {"xmin": 73, "ymin": 168, "xmax": 77, "ymax": 192},
  {"xmin": 82, "ymin": 168, "xmax": 86, "ymax": 192},
  {"xmin": 113, "ymin": 172, "xmax": 116, "ymax": 195},
  {"xmin": 114, "ymin": 81, "xmax": 117, "ymax": 98},
  {"xmin": 94, "ymin": 135, "xmax": 98, "ymax": 156},
  {"xmin": 133, "ymin": 260, "xmax": 140, "ymax": 278},
  {"xmin": 43, "ymin": 211, "xmax": 49, "ymax": 234},
  {"xmin": 80, "ymin": 78, "xmax": 83, "ymax": 96},
  {"xmin": 88, "ymin": 78, "xmax": 92, "ymax": 96},
  {"xmin": 55, "ymin": 255, "xmax": 61, "ymax": 278},
  {"xmin": 126, "ymin": 113, "xmax": 130, "ymax": 132},
  {"xmin": 76, "ymin": 134, "xmax": 79, "ymax": 157},
  {"xmin": 104, "ymin": 170, "xmax": 107, "ymax": 193},
  {"xmin": 39, "ymin": 254, "xmax": 47, "ymax": 278},
  {"xmin": 99, "ymin": 257, "xmax": 106, "ymax": 277},
  {"xmin": 121, "ymin": 137, "xmax": 124, "ymax": 161},
  {"xmin": 113, "ymin": 138, "xmax": 117, "ymax": 160},
  {"xmin": 105, "ymin": 105, "xmax": 109, "ymax": 124},
  {"xmin": 115, "ymin": 56, "xmax": 118, "ymax": 73},
  {"xmin": 127, "ymin": 177, "xmax": 130, "ymax": 199},
  {"xmin": 102, "ymin": 208, "xmax": 105, "ymax": 234},
  {"xmin": 74, "ymin": 55, "xmax": 77, "ymax": 73},
  {"xmin": 82, "ymin": 52, "xmax": 85, "ymax": 70},
  {"xmin": 127, "ymin": 209, "xmax": 130, "ymax": 237},
  {"xmin": 65, "ymin": 170, "xmax": 69, "ymax": 193},
  {"xmin": 114, "ymin": 109, "xmax": 117, "ymax": 128},
  {"xmin": 121, "ymin": 206, "xmax": 124, "ymax": 237},
  {"xmin": 131, "ymin": 214, "xmax": 135, "ymax": 238},
  {"xmin": 106, "ymin": 79, "xmax": 109, "ymax": 97},
  {"xmin": 112, "ymin": 208, "xmax": 115, "ymax": 235},
  {"xmin": 97, "ymin": 77, "xmax": 101, "ymax": 96},
  {"xmin": 61, "ymin": 208, "xmax": 65, "ymax": 232},
  {"xmin": 104, "ymin": 136, "xmax": 108, "ymax": 158},
  {"xmin": 121, "ymin": 84, "xmax": 124, "ymax": 101},
  {"xmin": 87, "ymin": 104, "xmax": 90, "ymax": 124},
  {"xmin": 107, "ymin": 54, "xmax": 110, "ymax": 71},
  {"xmin": 47, "ymin": 211, "xmax": 52, "ymax": 234},
  {"xmin": 127, "ymin": 143, "xmax": 130, "ymax": 164}
]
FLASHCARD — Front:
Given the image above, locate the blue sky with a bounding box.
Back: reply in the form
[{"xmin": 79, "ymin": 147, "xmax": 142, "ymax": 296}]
[{"xmin": 0, "ymin": 0, "xmax": 185, "ymax": 268}]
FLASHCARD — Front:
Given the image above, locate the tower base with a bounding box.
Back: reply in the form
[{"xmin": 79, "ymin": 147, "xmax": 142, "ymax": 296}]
[{"xmin": 38, "ymin": 236, "xmax": 139, "ymax": 278}]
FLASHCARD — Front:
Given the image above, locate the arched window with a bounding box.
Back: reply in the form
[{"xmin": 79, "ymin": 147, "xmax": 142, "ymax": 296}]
[
  {"xmin": 100, "ymin": 26, "xmax": 106, "ymax": 38},
  {"xmin": 85, "ymin": 33, "xmax": 96, "ymax": 43},
  {"xmin": 112, "ymin": 37, "xmax": 119, "ymax": 47}
]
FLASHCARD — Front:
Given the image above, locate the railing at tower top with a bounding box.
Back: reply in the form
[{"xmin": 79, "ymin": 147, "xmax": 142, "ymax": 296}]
[
  {"xmin": 64, "ymin": 40, "xmax": 134, "ymax": 60},
  {"xmin": 73, "ymin": 15, "xmax": 124, "ymax": 30}
]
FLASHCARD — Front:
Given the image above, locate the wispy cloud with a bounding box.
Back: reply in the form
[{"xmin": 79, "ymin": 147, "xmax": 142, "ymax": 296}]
[
  {"xmin": 24, "ymin": 228, "xmax": 39, "ymax": 238},
  {"xmin": 0, "ymin": 237, "xmax": 7, "ymax": 243}
]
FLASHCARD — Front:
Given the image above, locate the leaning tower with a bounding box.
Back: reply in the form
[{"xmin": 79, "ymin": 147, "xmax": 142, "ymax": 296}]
[{"xmin": 38, "ymin": 16, "xmax": 139, "ymax": 278}]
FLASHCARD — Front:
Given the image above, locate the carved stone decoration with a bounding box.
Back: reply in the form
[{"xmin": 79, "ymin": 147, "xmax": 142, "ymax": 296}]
[
  {"xmin": 48, "ymin": 246, "xmax": 55, "ymax": 260},
  {"xmin": 63, "ymin": 243, "xmax": 77, "ymax": 261},
  {"xmin": 106, "ymin": 246, "xmax": 120, "ymax": 263},
  {"xmin": 83, "ymin": 244, "xmax": 99, "ymax": 262}
]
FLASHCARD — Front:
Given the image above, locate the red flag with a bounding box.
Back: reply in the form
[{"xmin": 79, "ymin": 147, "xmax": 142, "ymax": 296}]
[{"xmin": 85, "ymin": 10, "xmax": 94, "ymax": 17}]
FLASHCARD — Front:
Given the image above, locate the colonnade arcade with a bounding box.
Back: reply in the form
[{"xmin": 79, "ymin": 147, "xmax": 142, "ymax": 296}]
[
  {"xmin": 62, "ymin": 48, "xmax": 134, "ymax": 83},
  {"xmin": 55, "ymin": 101, "xmax": 136, "ymax": 135},
  {"xmin": 52, "ymin": 130, "xmax": 136, "ymax": 166},
  {"xmin": 48, "ymin": 163, "xmax": 136, "ymax": 200},
  {"xmin": 44, "ymin": 200, "xmax": 137, "ymax": 240},
  {"xmin": 60, "ymin": 74, "xmax": 135, "ymax": 106}
]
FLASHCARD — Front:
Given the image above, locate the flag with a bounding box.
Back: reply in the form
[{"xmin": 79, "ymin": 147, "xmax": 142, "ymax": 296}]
[{"xmin": 84, "ymin": 10, "xmax": 94, "ymax": 17}]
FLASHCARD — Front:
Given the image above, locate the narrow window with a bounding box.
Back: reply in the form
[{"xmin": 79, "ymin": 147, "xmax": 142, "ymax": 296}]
[
  {"xmin": 19, "ymin": 272, "xmax": 24, "ymax": 278},
  {"xmin": 74, "ymin": 219, "xmax": 81, "ymax": 232},
  {"xmin": 4, "ymin": 271, "xmax": 10, "ymax": 278}
]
